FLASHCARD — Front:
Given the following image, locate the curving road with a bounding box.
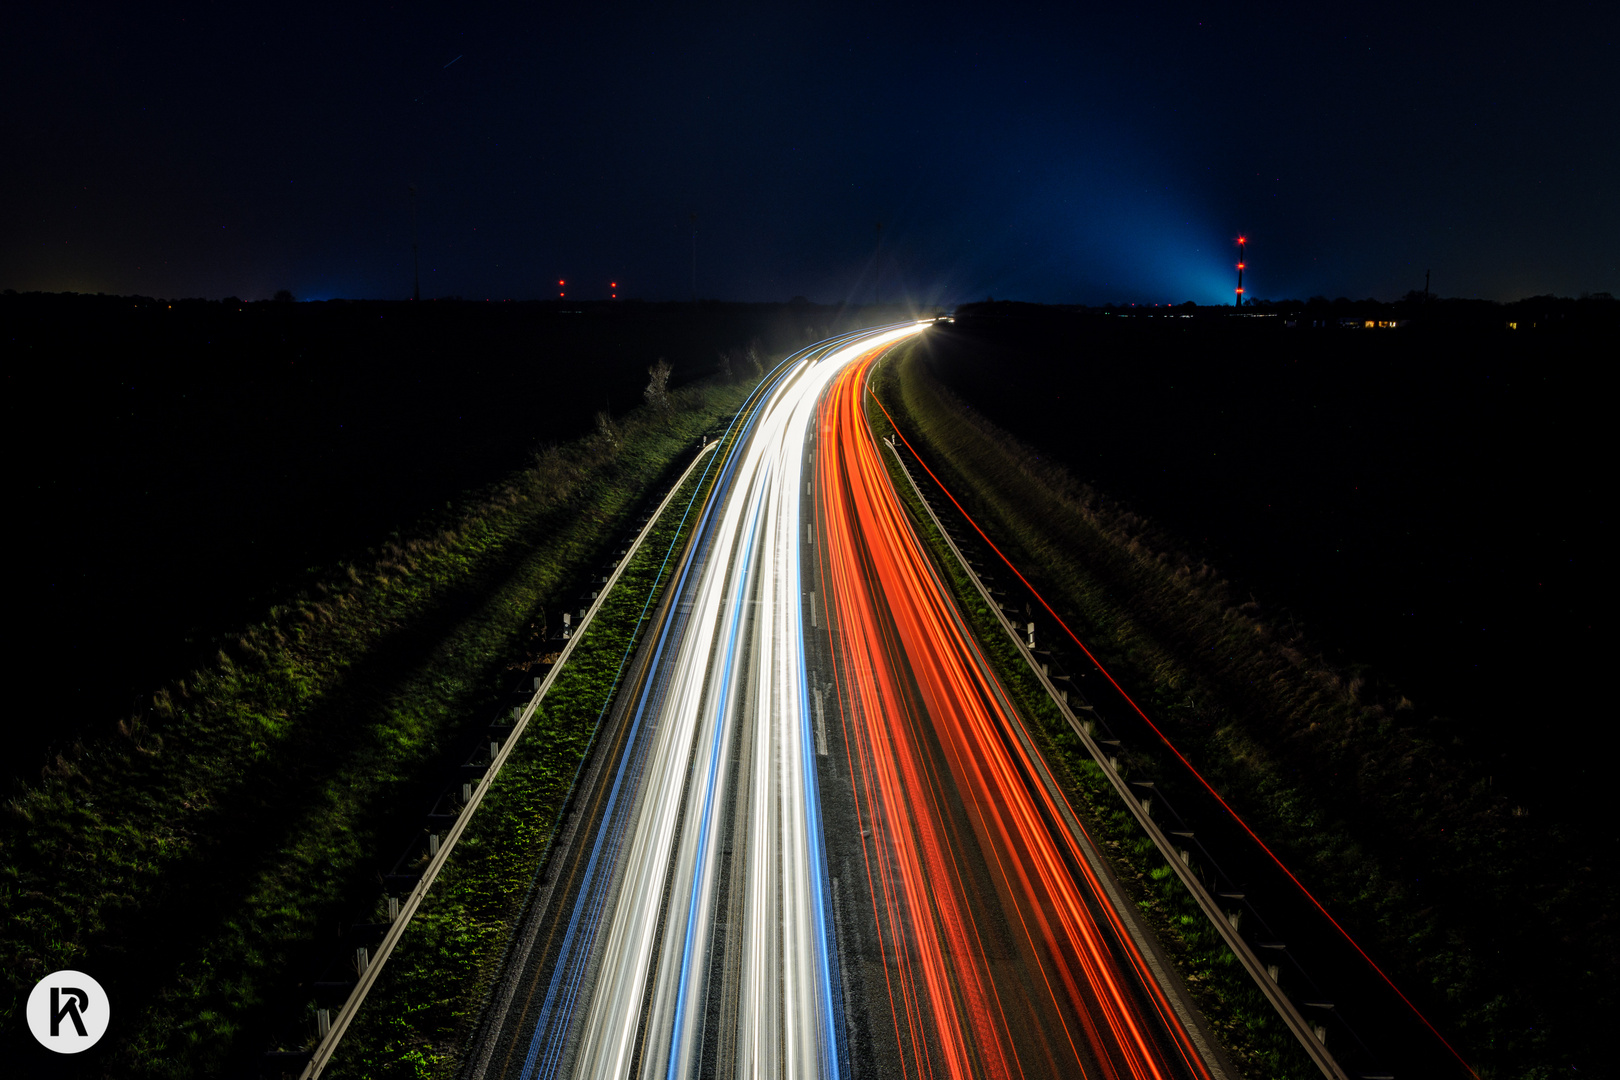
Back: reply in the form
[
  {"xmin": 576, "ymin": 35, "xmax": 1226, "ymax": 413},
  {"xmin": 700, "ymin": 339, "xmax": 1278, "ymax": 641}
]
[
  {"xmin": 813, "ymin": 351, "xmax": 1216, "ymax": 1080},
  {"xmin": 468, "ymin": 325, "xmax": 1219, "ymax": 1080}
]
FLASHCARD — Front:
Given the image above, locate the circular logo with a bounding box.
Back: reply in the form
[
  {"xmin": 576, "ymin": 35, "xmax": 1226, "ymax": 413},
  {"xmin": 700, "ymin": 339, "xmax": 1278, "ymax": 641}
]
[{"xmin": 26, "ymin": 970, "xmax": 110, "ymax": 1053}]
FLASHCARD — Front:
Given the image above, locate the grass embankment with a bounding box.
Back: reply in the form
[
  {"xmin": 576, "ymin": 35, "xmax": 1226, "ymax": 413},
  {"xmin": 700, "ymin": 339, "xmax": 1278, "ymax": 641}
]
[
  {"xmin": 861, "ymin": 359, "xmax": 1314, "ymax": 1079},
  {"xmin": 871, "ymin": 340, "xmax": 1604, "ymax": 1079},
  {"xmin": 1, "ymin": 378, "xmax": 753, "ymax": 1077},
  {"xmin": 322, "ymin": 421, "xmax": 731, "ymax": 1079}
]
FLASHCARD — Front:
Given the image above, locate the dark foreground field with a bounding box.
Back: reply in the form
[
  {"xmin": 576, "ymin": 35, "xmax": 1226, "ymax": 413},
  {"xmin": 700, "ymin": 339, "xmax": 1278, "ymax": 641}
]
[
  {"xmin": 2, "ymin": 294, "xmax": 875, "ymax": 784},
  {"xmin": 920, "ymin": 305, "xmax": 1608, "ymax": 821}
]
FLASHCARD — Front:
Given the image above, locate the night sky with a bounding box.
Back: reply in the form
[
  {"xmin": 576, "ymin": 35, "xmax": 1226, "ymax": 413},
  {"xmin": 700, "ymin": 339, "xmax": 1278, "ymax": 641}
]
[{"xmin": 4, "ymin": 1, "xmax": 1615, "ymax": 305}]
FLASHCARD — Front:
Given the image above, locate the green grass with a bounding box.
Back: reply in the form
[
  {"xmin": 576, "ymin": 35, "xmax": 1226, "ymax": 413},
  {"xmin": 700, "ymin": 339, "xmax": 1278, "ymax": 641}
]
[
  {"xmin": 0, "ymin": 377, "xmax": 754, "ymax": 1077},
  {"xmin": 867, "ymin": 339, "xmax": 1606, "ymax": 1079}
]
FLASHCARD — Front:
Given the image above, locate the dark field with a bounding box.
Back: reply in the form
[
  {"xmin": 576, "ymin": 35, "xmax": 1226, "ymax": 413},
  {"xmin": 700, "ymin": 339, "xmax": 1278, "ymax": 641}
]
[
  {"xmin": 915, "ymin": 308, "xmax": 1608, "ymax": 828},
  {"xmin": 2, "ymin": 294, "xmax": 859, "ymax": 785}
]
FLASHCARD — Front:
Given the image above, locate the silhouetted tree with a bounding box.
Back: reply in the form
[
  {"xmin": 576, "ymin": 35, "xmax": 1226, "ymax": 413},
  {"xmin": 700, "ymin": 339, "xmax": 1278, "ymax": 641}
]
[{"xmin": 273, "ymin": 289, "xmax": 294, "ymax": 303}]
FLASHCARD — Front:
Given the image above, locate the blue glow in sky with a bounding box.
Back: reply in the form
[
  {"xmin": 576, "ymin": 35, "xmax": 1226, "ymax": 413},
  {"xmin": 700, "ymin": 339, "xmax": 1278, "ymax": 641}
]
[{"xmin": 3, "ymin": 1, "xmax": 1614, "ymax": 303}]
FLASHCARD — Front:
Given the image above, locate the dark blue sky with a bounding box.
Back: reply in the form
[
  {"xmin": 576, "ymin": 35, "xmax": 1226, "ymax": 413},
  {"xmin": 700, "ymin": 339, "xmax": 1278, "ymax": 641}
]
[{"xmin": 4, "ymin": 1, "xmax": 1614, "ymax": 304}]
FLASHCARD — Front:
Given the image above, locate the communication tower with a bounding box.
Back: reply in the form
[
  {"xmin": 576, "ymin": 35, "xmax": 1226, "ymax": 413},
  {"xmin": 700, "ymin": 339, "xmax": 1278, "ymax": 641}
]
[{"xmin": 1235, "ymin": 236, "xmax": 1246, "ymax": 308}]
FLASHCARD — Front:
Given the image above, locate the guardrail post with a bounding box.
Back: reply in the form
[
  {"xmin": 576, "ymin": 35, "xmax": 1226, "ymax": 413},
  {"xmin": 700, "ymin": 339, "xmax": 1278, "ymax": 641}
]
[
  {"xmin": 427, "ymin": 833, "xmax": 440, "ymax": 857},
  {"xmin": 316, "ymin": 1008, "xmax": 331, "ymax": 1037},
  {"xmin": 355, "ymin": 947, "xmax": 370, "ymax": 976},
  {"xmin": 387, "ymin": 896, "xmax": 400, "ymax": 923},
  {"xmin": 462, "ymin": 782, "xmax": 473, "ymax": 803},
  {"xmin": 489, "ymin": 740, "xmax": 500, "ymax": 761}
]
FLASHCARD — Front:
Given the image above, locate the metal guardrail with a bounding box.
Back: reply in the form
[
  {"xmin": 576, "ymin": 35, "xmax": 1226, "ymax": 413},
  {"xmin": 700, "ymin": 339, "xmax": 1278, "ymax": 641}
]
[
  {"xmin": 293, "ymin": 439, "xmax": 720, "ymax": 1079},
  {"xmin": 881, "ymin": 434, "xmax": 1354, "ymax": 1080}
]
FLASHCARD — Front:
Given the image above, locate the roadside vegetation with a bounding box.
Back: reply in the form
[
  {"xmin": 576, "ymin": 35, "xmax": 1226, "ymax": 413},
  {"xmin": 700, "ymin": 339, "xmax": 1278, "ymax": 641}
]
[
  {"xmin": 0, "ymin": 371, "xmax": 754, "ymax": 1076},
  {"xmin": 321, "ymin": 412, "xmax": 734, "ymax": 1079},
  {"xmin": 866, "ymin": 338, "xmax": 1608, "ymax": 1079}
]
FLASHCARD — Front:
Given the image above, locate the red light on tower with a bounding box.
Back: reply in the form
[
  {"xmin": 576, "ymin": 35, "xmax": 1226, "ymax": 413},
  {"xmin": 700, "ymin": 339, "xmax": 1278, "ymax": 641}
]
[{"xmin": 1235, "ymin": 237, "xmax": 1247, "ymax": 309}]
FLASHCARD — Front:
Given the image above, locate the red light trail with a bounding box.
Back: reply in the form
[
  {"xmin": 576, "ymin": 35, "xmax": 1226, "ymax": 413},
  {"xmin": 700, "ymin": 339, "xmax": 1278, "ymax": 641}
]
[{"xmin": 814, "ymin": 350, "xmax": 1215, "ymax": 1080}]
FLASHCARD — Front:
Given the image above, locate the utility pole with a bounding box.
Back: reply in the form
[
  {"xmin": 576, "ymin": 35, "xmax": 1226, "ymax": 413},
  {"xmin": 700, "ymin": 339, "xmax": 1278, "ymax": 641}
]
[
  {"xmin": 1235, "ymin": 235, "xmax": 1246, "ymax": 309},
  {"xmin": 689, "ymin": 211, "xmax": 698, "ymax": 303},
  {"xmin": 409, "ymin": 184, "xmax": 421, "ymax": 303}
]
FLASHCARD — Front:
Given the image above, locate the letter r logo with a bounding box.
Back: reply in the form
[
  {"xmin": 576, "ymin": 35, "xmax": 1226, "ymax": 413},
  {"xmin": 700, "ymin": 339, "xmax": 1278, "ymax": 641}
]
[
  {"xmin": 27, "ymin": 971, "xmax": 109, "ymax": 1052},
  {"xmin": 51, "ymin": 986, "xmax": 91, "ymax": 1037}
]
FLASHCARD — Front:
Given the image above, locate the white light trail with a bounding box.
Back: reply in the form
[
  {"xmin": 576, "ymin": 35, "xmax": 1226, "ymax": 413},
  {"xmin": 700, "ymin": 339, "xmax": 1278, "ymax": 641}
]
[{"xmin": 569, "ymin": 324, "xmax": 924, "ymax": 1080}]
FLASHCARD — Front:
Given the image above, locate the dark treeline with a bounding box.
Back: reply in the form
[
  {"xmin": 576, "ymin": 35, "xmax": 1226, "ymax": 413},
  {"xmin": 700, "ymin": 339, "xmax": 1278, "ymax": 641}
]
[
  {"xmin": 1, "ymin": 293, "xmax": 867, "ymax": 787},
  {"xmin": 916, "ymin": 306, "xmax": 1610, "ymax": 831},
  {"xmin": 962, "ymin": 290, "xmax": 1620, "ymax": 331}
]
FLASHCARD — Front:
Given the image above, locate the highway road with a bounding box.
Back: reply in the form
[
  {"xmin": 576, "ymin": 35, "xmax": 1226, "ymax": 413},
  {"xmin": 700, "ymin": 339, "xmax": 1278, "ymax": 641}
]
[{"xmin": 467, "ymin": 325, "xmax": 1221, "ymax": 1080}]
